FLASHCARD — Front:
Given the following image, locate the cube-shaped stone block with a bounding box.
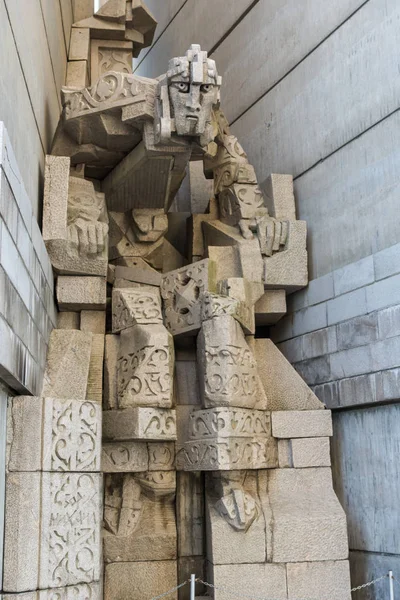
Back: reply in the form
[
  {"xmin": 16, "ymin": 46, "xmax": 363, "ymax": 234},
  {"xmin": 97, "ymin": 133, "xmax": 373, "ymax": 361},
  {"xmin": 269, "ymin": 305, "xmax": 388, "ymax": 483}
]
[
  {"xmin": 160, "ymin": 259, "xmax": 217, "ymax": 336},
  {"xmin": 118, "ymin": 324, "xmax": 174, "ymax": 408},
  {"xmin": 201, "ymin": 292, "xmax": 254, "ymax": 335},
  {"xmin": 57, "ymin": 276, "xmax": 107, "ymax": 311},
  {"xmin": 210, "ymin": 563, "xmax": 287, "ymax": 600},
  {"xmin": 255, "ymin": 290, "xmax": 287, "ymax": 326},
  {"xmin": 7, "ymin": 396, "xmax": 101, "ymax": 472},
  {"xmin": 103, "ymin": 407, "xmax": 177, "ymax": 442},
  {"xmin": 272, "ymin": 410, "xmax": 333, "ymax": 438},
  {"xmin": 278, "ymin": 437, "xmax": 331, "ymax": 468},
  {"xmin": 112, "ymin": 287, "xmax": 162, "ymax": 332},
  {"xmin": 261, "ymin": 468, "xmax": 349, "ymax": 563},
  {"xmin": 263, "ymin": 221, "xmax": 307, "ymax": 292},
  {"xmin": 39, "ymin": 473, "xmax": 102, "ymax": 589},
  {"xmin": 42, "ymin": 330, "xmax": 92, "ymax": 400},
  {"xmin": 287, "ymin": 560, "xmax": 351, "ymax": 600},
  {"xmin": 104, "ymin": 561, "xmax": 178, "ymax": 600},
  {"xmin": 197, "ymin": 315, "xmax": 267, "ymax": 410}
]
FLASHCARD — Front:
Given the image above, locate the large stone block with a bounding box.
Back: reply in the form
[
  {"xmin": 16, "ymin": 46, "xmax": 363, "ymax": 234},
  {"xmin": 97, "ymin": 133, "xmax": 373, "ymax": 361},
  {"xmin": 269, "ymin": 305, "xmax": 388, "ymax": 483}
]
[
  {"xmin": 263, "ymin": 221, "xmax": 307, "ymax": 292},
  {"xmin": 80, "ymin": 311, "xmax": 106, "ymax": 334},
  {"xmin": 43, "ymin": 164, "xmax": 108, "ymax": 276},
  {"xmin": 278, "ymin": 437, "xmax": 331, "ymax": 468},
  {"xmin": 3, "ymin": 472, "xmax": 41, "ymax": 592},
  {"xmin": 112, "ymin": 287, "xmax": 162, "ymax": 332},
  {"xmin": 104, "ymin": 560, "xmax": 178, "ymax": 600},
  {"xmin": 201, "ymin": 291, "xmax": 255, "ymax": 335},
  {"xmin": 101, "ymin": 441, "xmax": 175, "ymax": 473},
  {"xmin": 7, "ymin": 396, "xmax": 101, "ymax": 472},
  {"xmin": 264, "ymin": 173, "xmax": 296, "ymax": 220},
  {"xmin": 118, "ymin": 324, "xmax": 174, "ymax": 408},
  {"xmin": 287, "ymin": 560, "xmax": 351, "ymax": 600},
  {"xmin": 272, "ymin": 410, "xmax": 333, "ymax": 438},
  {"xmin": 255, "ymin": 339, "xmax": 323, "ymax": 411},
  {"xmin": 254, "ymin": 290, "xmax": 287, "ymax": 326},
  {"xmin": 57, "ymin": 276, "xmax": 107, "ymax": 311},
  {"xmin": 261, "ymin": 468, "xmax": 348, "ymax": 563},
  {"xmin": 103, "ymin": 471, "xmax": 177, "ymax": 563},
  {"xmin": 206, "ymin": 472, "xmax": 266, "ymax": 564},
  {"xmin": 103, "ymin": 407, "xmax": 177, "ymax": 441},
  {"xmin": 42, "ymin": 330, "xmax": 92, "ymax": 400},
  {"xmin": 160, "ymin": 259, "xmax": 217, "ymax": 336},
  {"xmin": 57, "ymin": 312, "xmax": 80, "ymax": 330},
  {"xmin": 210, "ymin": 563, "xmax": 287, "ymax": 600},
  {"xmin": 39, "ymin": 472, "xmax": 102, "ymax": 588},
  {"xmin": 197, "ymin": 315, "xmax": 267, "ymax": 409}
]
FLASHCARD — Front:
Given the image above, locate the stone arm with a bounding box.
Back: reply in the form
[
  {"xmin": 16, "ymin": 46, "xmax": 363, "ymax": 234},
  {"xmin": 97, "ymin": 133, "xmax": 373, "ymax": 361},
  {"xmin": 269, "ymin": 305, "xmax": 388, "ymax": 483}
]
[{"xmin": 203, "ymin": 108, "xmax": 287, "ymax": 256}]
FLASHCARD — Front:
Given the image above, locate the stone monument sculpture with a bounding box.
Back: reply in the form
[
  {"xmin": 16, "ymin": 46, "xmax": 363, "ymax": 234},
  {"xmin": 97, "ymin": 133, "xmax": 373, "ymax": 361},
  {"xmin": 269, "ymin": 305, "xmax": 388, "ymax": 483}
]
[{"xmin": 2, "ymin": 2, "xmax": 352, "ymax": 600}]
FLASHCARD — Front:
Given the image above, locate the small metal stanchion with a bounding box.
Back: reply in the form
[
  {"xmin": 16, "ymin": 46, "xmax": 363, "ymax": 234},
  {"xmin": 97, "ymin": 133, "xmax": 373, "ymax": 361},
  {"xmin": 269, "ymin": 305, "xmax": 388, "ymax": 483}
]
[
  {"xmin": 190, "ymin": 574, "xmax": 196, "ymax": 600},
  {"xmin": 389, "ymin": 571, "xmax": 395, "ymax": 600}
]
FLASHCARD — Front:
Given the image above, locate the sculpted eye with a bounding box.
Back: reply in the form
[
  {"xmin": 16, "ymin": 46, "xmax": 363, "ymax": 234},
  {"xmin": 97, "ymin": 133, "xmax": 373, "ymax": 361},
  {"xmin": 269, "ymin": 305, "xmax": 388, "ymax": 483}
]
[
  {"xmin": 175, "ymin": 82, "xmax": 189, "ymax": 92},
  {"xmin": 201, "ymin": 84, "xmax": 213, "ymax": 93}
]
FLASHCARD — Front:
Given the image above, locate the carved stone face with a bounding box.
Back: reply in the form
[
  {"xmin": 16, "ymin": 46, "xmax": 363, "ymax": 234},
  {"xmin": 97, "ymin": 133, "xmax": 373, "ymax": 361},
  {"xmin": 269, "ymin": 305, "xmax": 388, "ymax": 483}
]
[{"xmin": 169, "ymin": 78, "xmax": 219, "ymax": 137}]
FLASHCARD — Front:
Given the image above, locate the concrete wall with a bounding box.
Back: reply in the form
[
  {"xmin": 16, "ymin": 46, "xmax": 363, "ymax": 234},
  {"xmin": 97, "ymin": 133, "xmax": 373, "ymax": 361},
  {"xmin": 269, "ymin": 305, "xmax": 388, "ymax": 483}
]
[
  {"xmin": 0, "ymin": 0, "xmax": 73, "ymax": 220},
  {"xmin": 135, "ymin": 1, "xmax": 400, "ymax": 595}
]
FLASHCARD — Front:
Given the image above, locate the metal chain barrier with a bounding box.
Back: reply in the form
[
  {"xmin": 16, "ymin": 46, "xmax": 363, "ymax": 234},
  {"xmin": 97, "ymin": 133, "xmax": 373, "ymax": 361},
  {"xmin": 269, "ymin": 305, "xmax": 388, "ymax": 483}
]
[
  {"xmin": 150, "ymin": 579, "xmax": 189, "ymax": 600},
  {"xmin": 351, "ymin": 573, "xmax": 389, "ymax": 592},
  {"xmin": 149, "ymin": 572, "xmax": 393, "ymax": 600}
]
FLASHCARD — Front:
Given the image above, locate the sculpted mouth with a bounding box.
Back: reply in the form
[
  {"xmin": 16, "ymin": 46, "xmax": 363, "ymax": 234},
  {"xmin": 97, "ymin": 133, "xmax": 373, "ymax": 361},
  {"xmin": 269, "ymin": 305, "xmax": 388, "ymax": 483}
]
[{"xmin": 186, "ymin": 115, "xmax": 199, "ymax": 121}]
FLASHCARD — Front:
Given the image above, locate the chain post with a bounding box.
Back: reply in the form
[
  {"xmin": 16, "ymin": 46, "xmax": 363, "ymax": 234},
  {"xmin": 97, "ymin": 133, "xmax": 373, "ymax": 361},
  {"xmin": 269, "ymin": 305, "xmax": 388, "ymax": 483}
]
[
  {"xmin": 190, "ymin": 574, "xmax": 196, "ymax": 600},
  {"xmin": 389, "ymin": 571, "xmax": 395, "ymax": 600}
]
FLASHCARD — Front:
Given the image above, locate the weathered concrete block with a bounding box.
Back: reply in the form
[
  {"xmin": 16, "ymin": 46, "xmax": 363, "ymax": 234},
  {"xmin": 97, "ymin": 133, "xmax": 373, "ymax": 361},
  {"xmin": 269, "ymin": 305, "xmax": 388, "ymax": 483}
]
[
  {"xmin": 254, "ymin": 290, "xmax": 286, "ymax": 325},
  {"xmin": 374, "ymin": 242, "xmax": 400, "ymax": 281},
  {"xmin": 104, "ymin": 561, "xmax": 178, "ymax": 600},
  {"xmin": 262, "ymin": 468, "xmax": 348, "ymax": 563},
  {"xmin": 378, "ymin": 304, "xmax": 400, "ymax": 341},
  {"xmin": 263, "ymin": 221, "xmax": 307, "ymax": 292},
  {"xmin": 338, "ymin": 374, "xmax": 376, "ymax": 408},
  {"xmin": 366, "ymin": 273, "xmax": 400, "ymax": 313},
  {"xmin": 114, "ymin": 264, "xmax": 162, "ymax": 287},
  {"xmin": 103, "ymin": 471, "xmax": 177, "ymax": 563},
  {"xmin": 197, "ymin": 315, "xmax": 267, "ymax": 410},
  {"xmin": 57, "ymin": 277, "xmax": 107, "ymax": 311},
  {"xmin": 294, "ymin": 355, "xmax": 331, "ymax": 386},
  {"xmin": 112, "ymin": 287, "xmax": 162, "ymax": 332},
  {"xmin": 42, "ymin": 156, "xmax": 69, "ymax": 243},
  {"xmin": 255, "ymin": 339, "xmax": 323, "ymax": 411},
  {"xmin": 302, "ymin": 326, "xmax": 337, "ymax": 360},
  {"xmin": 3, "ymin": 472, "xmax": 41, "ymax": 592},
  {"xmin": 103, "ymin": 407, "xmax": 177, "ymax": 442},
  {"xmin": 210, "ymin": 563, "xmax": 287, "ymax": 600},
  {"xmin": 42, "ymin": 330, "xmax": 92, "ymax": 400},
  {"xmin": 118, "ymin": 324, "xmax": 174, "ymax": 408},
  {"xmin": 69, "ymin": 28, "xmax": 90, "ymax": 61},
  {"xmin": 86, "ymin": 334, "xmax": 104, "ymax": 403},
  {"xmin": 57, "ymin": 312, "xmax": 80, "ymax": 330},
  {"xmin": 264, "ymin": 173, "xmax": 296, "ymax": 220},
  {"xmin": 278, "ymin": 437, "xmax": 331, "ymax": 468},
  {"xmin": 206, "ymin": 472, "xmax": 266, "ymax": 564},
  {"xmin": 272, "ymin": 410, "xmax": 332, "ymax": 438},
  {"xmin": 80, "ymin": 311, "xmax": 106, "ymax": 334},
  {"xmin": 39, "ymin": 472, "xmax": 102, "ymax": 588},
  {"xmin": 161, "ymin": 259, "xmax": 217, "ymax": 336},
  {"xmin": 7, "ymin": 397, "xmax": 101, "ymax": 472},
  {"xmin": 66, "ymin": 60, "xmax": 88, "ymax": 87},
  {"xmin": 287, "ymin": 560, "xmax": 351, "ymax": 600},
  {"xmin": 292, "ymin": 302, "xmax": 327, "ymax": 337}
]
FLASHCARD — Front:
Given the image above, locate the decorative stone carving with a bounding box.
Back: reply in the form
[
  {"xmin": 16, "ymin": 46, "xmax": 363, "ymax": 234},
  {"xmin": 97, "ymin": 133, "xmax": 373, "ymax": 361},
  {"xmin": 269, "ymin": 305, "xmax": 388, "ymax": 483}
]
[
  {"xmin": 90, "ymin": 40, "xmax": 133, "ymax": 85},
  {"xmin": 43, "ymin": 160, "xmax": 109, "ymax": 276},
  {"xmin": 187, "ymin": 407, "xmax": 271, "ymax": 440},
  {"xmin": 38, "ymin": 582, "xmax": 101, "ymax": 599},
  {"xmin": 39, "ymin": 473, "xmax": 102, "ymax": 589},
  {"xmin": 103, "ymin": 407, "xmax": 177, "ymax": 442},
  {"xmin": 211, "ymin": 472, "xmax": 259, "ymax": 533},
  {"xmin": 103, "ymin": 471, "xmax": 177, "ymax": 563},
  {"xmin": 131, "ymin": 209, "xmax": 168, "ymax": 242},
  {"xmin": 160, "ymin": 259, "xmax": 217, "ymax": 336},
  {"xmin": 117, "ymin": 323, "xmax": 174, "ymax": 408},
  {"xmin": 197, "ymin": 315, "xmax": 267, "ymax": 409},
  {"xmin": 112, "ymin": 287, "xmax": 162, "ymax": 332},
  {"xmin": 200, "ymin": 291, "xmax": 254, "ymax": 335},
  {"xmin": 101, "ymin": 441, "xmax": 175, "ymax": 473}
]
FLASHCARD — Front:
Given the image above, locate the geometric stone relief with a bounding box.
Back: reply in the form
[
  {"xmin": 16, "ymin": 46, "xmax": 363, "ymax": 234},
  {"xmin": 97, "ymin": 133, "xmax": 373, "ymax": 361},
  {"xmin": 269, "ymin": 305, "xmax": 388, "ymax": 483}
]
[
  {"xmin": 200, "ymin": 291, "xmax": 255, "ymax": 335},
  {"xmin": 112, "ymin": 287, "xmax": 162, "ymax": 333},
  {"xmin": 39, "ymin": 472, "xmax": 102, "ymax": 589},
  {"xmin": 103, "ymin": 471, "xmax": 176, "ymax": 563},
  {"xmin": 7, "ymin": 396, "xmax": 101, "ymax": 472},
  {"xmin": 160, "ymin": 259, "xmax": 217, "ymax": 336},
  {"xmin": 102, "ymin": 407, "xmax": 177, "ymax": 442},
  {"xmin": 102, "ymin": 441, "xmax": 175, "ymax": 472},
  {"xmin": 117, "ymin": 324, "xmax": 174, "ymax": 408},
  {"xmin": 197, "ymin": 315, "xmax": 267, "ymax": 410}
]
